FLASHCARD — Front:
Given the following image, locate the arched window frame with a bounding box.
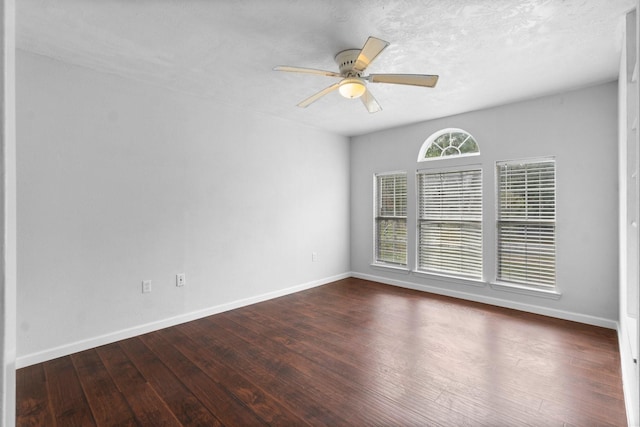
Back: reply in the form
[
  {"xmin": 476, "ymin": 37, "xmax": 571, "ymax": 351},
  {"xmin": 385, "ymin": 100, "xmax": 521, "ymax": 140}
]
[{"xmin": 417, "ymin": 128, "xmax": 480, "ymax": 162}]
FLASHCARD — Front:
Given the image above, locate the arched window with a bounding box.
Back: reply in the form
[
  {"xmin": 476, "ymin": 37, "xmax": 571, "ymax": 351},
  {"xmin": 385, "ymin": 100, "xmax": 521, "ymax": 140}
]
[{"xmin": 418, "ymin": 128, "xmax": 479, "ymax": 161}]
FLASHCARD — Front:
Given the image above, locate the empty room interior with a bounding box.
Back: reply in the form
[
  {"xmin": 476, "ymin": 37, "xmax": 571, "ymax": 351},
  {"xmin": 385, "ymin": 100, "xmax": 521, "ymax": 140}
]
[{"xmin": 7, "ymin": 0, "xmax": 640, "ymax": 426}]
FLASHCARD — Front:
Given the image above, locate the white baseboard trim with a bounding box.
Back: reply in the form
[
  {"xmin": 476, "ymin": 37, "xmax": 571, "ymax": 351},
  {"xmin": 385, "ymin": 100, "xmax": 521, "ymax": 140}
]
[
  {"xmin": 17, "ymin": 271, "xmax": 618, "ymax": 369},
  {"xmin": 16, "ymin": 272, "xmax": 350, "ymax": 369},
  {"xmin": 351, "ymin": 271, "xmax": 618, "ymax": 329}
]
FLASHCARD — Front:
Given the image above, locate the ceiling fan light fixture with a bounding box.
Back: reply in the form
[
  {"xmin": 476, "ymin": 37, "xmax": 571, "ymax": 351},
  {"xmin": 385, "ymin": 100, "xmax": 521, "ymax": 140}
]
[{"xmin": 338, "ymin": 78, "xmax": 366, "ymax": 99}]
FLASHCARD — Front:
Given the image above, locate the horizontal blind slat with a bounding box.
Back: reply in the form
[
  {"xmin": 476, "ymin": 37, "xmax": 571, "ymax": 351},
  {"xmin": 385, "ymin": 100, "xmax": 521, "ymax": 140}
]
[
  {"xmin": 375, "ymin": 173, "xmax": 408, "ymax": 266},
  {"xmin": 417, "ymin": 168, "xmax": 482, "ymax": 279},
  {"xmin": 497, "ymin": 160, "xmax": 556, "ymax": 287}
]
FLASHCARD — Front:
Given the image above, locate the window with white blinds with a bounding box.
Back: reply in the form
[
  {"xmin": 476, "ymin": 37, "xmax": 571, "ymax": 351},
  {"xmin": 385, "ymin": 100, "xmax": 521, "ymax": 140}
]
[
  {"xmin": 417, "ymin": 168, "xmax": 482, "ymax": 279},
  {"xmin": 496, "ymin": 159, "xmax": 556, "ymax": 288},
  {"xmin": 375, "ymin": 173, "xmax": 407, "ymax": 266}
]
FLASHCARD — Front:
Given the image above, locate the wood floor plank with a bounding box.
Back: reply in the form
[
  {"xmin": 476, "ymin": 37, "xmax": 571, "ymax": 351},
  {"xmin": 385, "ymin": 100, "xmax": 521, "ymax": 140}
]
[
  {"xmin": 225, "ymin": 305, "xmax": 445, "ymax": 401},
  {"xmin": 222, "ymin": 302, "xmax": 571, "ymax": 427},
  {"xmin": 16, "ymin": 364, "xmax": 55, "ymax": 427},
  {"xmin": 194, "ymin": 312, "xmax": 465, "ymax": 426},
  {"xmin": 540, "ymin": 398, "xmax": 623, "ymax": 427},
  {"xmin": 229, "ymin": 302, "xmax": 566, "ymax": 426},
  {"xmin": 16, "ymin": 278, "xmax": 628, "ymax": 426},
  {"xmin": 263, "ymin": 279, "xmax": 627, "ymax": 415},
  {"xmin": 138, "ymin": 330, "xmax": 266, "ymax": 426},
  {"xmin": 169, "ymin": 321, "xmax": 382, "ymax": 426},
  {"xmin": 96, "ymin": 343, "xmax": 183, "ymax": 427},
  {"xmin": 42, "ymin": 357, "xmax": 96, "ymax": 427},
  {"xmin": 224, "ymin": 306, "xmax": 455, "ymax": 404},
  {"xmin": 159, "ymin": 325, "xmax": 321, "ymax": 426},
  {"xmin": 70, "ymin": 349, "xmax": 138, "ymax": 426},
  {"xmin": 177, "ymin": 318, "xmax": 413, "ymax": 426},
  {"xmin": 118, "ymin": 337, "xmax": 223, "ymax": 427}
]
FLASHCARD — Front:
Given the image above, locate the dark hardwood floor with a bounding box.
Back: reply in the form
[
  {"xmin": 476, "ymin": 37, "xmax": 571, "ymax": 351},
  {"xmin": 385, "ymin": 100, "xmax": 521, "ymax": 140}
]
[{"xmin": 17, "ymin": 278, "xmax": 627, "ymax": 426}]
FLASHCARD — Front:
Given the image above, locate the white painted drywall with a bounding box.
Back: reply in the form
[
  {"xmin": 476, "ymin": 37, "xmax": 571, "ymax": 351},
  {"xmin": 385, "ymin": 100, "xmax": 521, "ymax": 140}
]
[
  {"xmin": 16, "ymin": 50, "xmax": 350, "ymax": 363},
  {"xmin": 618, "ymin": 7, "xmax": 640, "ymax": 426},
  {"xmin": 350, "ymin": 82, "xmax": 619, "ymax": 324},
  {"xmin": 2, "ymin": 0, "xmax": 16, "ymax": 425}
]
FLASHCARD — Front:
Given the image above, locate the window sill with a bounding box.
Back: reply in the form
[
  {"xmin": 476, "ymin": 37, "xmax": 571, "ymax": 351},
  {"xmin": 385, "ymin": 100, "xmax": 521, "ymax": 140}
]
[
  {"xmin": 370, "ymin": 263, "xmax": 411, "ymax": 274},
  {"xmin": 490, "ymin": 281, "xmax": 562, "ymax": 300},
  {"xmin": 412, "ymin": 269, "xmax": 486, "ymax": 288}
]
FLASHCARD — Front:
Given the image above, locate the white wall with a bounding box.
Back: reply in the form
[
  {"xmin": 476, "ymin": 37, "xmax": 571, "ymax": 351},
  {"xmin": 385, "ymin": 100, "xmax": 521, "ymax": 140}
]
[
  {"xmin": 351, "ymin": 82, "xmax": 619, "ymax": 326},
  {"xmin": 16, "ymin": 51, "xmax": 350, "ymax": 365},
  {"xmin": 618, "ymin": 7, "xmax": 640, "ymax": 426},
  {"xmin": 2, "ymin": 0, "xmax": 16, "ymax": 425}
]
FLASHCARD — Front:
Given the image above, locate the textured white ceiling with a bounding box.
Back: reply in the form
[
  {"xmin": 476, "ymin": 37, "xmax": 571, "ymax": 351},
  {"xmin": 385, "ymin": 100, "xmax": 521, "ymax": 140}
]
[{"xmin": 17, "ymin": 0, "xmax": 635, "ymax": 136}]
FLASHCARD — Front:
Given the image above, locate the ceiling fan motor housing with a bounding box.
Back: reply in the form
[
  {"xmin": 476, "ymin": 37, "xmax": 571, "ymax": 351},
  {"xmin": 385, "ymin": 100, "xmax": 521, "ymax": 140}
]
[{"xmin": 334, "ymin": 49, "xmax": 363, "ymax": 76}]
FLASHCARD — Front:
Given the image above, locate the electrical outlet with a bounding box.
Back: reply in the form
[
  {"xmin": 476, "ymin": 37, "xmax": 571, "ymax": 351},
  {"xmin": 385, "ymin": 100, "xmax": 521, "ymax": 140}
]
[
  {"xmin": 142, "ymin": 280, "xmax": 152, "ymax": 293},
  {"xmin": 312, "ymin": 252, "xmax": 318, "ymax": 262},
  {"xmin": 176, "ymin": 273, "xmax": 186, "ymax": 287}
]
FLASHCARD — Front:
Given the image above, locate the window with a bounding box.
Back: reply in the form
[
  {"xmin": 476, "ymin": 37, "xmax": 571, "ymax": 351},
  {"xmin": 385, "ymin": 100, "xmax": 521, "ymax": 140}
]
[
  {"xmin": 418, "ymin": 128, "xmax": 479, "ymax": 161},
  {"xmin": 417, "ymin": 168, "xmax": 482, "ymax": 279},
  {"xmin": 374, "ymin": 172, "xmax": 407, "ymax": 266},
  {"xmin": 496, "ymin": 159, "xmax": 556, "ymax": 288}
]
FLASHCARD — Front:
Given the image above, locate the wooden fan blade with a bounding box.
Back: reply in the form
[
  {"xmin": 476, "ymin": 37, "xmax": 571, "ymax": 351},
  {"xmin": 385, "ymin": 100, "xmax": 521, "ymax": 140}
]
[
  {"xmin": 353, "ymin": 37, "xmax": 390, "ymax": 72},
  {"xmin": 368, "ymin": 74, "xmax": 439, "ymax": 87},
  {"xmin": 273, "ymin": 65, "xmax": 341, "ymax": 78},
  {"xmin": 297, "ymin": 83, "xmax": 341, "ymax": 108},
  {"xmin": 360, "ymin": 88, "xmax": 382, "ymax": 113}
]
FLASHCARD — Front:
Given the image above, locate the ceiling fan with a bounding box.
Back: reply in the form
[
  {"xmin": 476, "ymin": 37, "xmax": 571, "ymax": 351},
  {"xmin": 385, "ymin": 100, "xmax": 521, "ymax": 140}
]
[{"xmin": 274, "ymin": 36, "xmax": 439, "ymax": 113}]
